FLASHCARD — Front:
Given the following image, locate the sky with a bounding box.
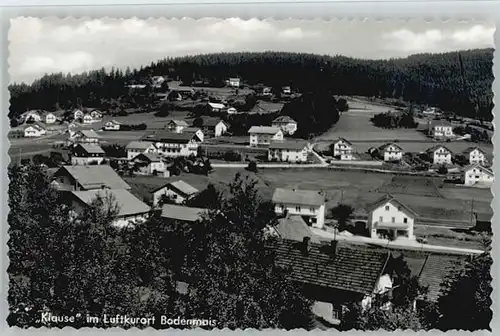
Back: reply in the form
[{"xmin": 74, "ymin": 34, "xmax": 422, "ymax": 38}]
[{"xmin": 9, "ymin": 17, "xmax": 495, "ymax": 84}]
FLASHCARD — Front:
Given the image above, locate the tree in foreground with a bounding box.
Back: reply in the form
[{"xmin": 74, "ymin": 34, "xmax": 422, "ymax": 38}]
[{"xmin": 329, "ymin": 204, "xmax": 354, "ymax": 232}]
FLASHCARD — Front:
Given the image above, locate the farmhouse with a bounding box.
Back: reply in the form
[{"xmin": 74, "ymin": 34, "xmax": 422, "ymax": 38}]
[
  {"xmin": 73, "ymin": 109, "xmax": 84, "ymax": 120},
  {"xmin": 428, "ymin": 120, "xmax": 454, "ymax": 138},
  {"xmin": 41, "ymin": 112, "xmax": 57, "ymax": 124},
  {"xmin": 90, "ymin": 109, "xmax": 103, "ymax": 120},
  {"xmin": 104, "ymin": 120, "xmax": 121, "ymax": 131},
  {"xmin": 182, "ymin": 127, "xmax": 204, "ymax": 142},
  {"xmin": 24, "ymin": 123, "xmax": 46, "ymax": 137},
  {"xmin": 248, "ymin": 126, "xmax": 284, "ymax": 147},
  {"xmin": 272, "ymin": 116, "xmax": 298, "ymax": 135},
  {"xmin": 268, "ymin": 140, "xmax": 310, "ymax": 163},
  {"xmin": 269, "ymin": 238, "xmax": 391, "ymax": 324},
  {"xmin": 151, "ymin": 180, "xmax": 199, "ymax": 206},
  {"xmin": 193, "ymin": 118, "xmax": 228, "ymax": 137},
  {"xmin": 225, "ymin": 107, "xmax": 238, "ymax": 115},
  {"xmin": 148, "ymin": 132, "xmax": 201, "ymax": 158},
  {"xmin": 228, "ymin": 77, "xmax": 240, "ymax": 87},
  {"xmin": 70, "ymin": 144, "xmax": 105, "ymax": 166},
  {"xmin": 367, "ymin": 194, "xmax": 417, "ymax": 241},
  {"xmin": 160, "ymin": 204, "xmax": 207, "ymax": 222},
  {"xmin": 126, "ymin": 141, "xmax": 157, "ymax": 160},
  {"xmin": 170, "ymin": 86, "xmax": 195, "ymax": 99},
  {"xmin": 208, "ymin": 102, "xmax": 225, "ymax": 113},
  {"xmin": 166, "ymin": 119, "xmax": 189, "ymax": 133},
  {"xmin": 426, "ymin": 145, "xmax": 452, "ymax": 165},
  {"xmin": 378, "ymin": 143, "xmax": 403, "ymax": 162},
  {"xmin": 463, "ymin": 147, "xmax": 487, "ymax": 165},
  {"xmin": 71, "ymin": 129, "xmax": 100, "ymax": 144},
  {"xmin": 463, "ymin": 164, "xmax": 494, "ymax": 187},
  {"xmin": 22, "ymin": 110, "xmax": 42, "ymax": 122},
  {"xmin": 52, "ymin": 165, "xmax": 131, "ymax": 191},
  {"xmin": 68, "ymin": 188, "xmax": 150, "ymax": 228},
  {"xmin": 130, "ymin": 153, "xmax": 167, "ymax": 176},
  {"xmin": 272, "ymin": 188, "xmax": 326, "ymax": 229},
  {"xmin": 333, "ymin": 138, "xmax": 353, "ymax": 160},
  {"xmin": 282, "ymin": 86, "xmax": 291, "ymax": 94}
]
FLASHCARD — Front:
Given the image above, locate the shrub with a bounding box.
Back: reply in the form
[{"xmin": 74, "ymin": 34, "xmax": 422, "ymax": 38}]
[
  {"xmin": 224, "ymin": 150, "xmax": 242, "ymax": 162},
  {"xmin": 246, "ymin": 161, "xmax": 258, "ymax": 173}
]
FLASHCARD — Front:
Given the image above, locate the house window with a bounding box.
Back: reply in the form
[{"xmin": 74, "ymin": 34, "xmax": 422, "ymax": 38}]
[
  {"xmin": 295, "ymin": 206, "xmax": 301, "ymax": 212},
  {"xmin": 379, "ymin": 216, "xmax": 383, "ymax": 223},
  {"xmin": 310, "ymin": 207, "xmax": 316, "ymax": 213},
  {"xmin": 385, "ymin": 205, "xmax": 389, "ymax": 211},
  {"xmin": 391, "ymin": 217, "xmax": 395, "ymax": 223},
  {"xmin": 403, "ymin": 217, "xmax": 408, "ymax": 224}
]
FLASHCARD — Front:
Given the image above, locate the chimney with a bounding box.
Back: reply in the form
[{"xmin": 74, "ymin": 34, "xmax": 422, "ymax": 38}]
[
  {"xmin": 330, "ymin": 239, "xmax": 338, "ymax": 258},
  {"xmin": 301, "ymin": 236, "xmax": 311, "ymax": 255}
]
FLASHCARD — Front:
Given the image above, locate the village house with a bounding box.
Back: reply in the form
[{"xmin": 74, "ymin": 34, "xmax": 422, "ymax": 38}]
[
  {"xmin": 22, "ymin": 110, "xmax": 42, "ymax": 122},
  {"xmin": 130, "ymin": 153, "xmax": 167, "ymax": 176},
  {"xmin": 166, "ymin": 119, "xmax": 189, "ymax": 133},
  {"xmin": 24, "ymin": 122, "xmax": 46, "ymax": 137},
  {"xmin": 208, "ymin": 102, "xmax": 225, "ymax": 113},
  {"xmin": 463, "ymin": 147, "xmax": 487, "ymax": 165},
  {"xmin": 68, "ymin": 188, "xmax": 150, "ymax": 228},
  {"xmin": 271, "ymin": 116, "xmax": 298, "ymax": 135},
  {"xmin": 228, "ymin": 77, "xmax": 240, "ymax": 87},
  {"xmin": 51, "ymin": 165, "xmax": 131, "ymax": 191},
  {"xmin": 192, "ymin": 118, "xmax": 228, "ymax": 137},
  {"xmin": 428, "ymin": 120, "xmax": 454, "ymax": 138},
  {"xmin": 104, "ymin": 120, "xmax": 121, "ymax": 131},
  {"xmin": 367, "ymin": 194, "xmax": 417, "ymax": 241},
  {"xmin": 422, "ymin": 107, "xmax": 438, "ymax": 116},
  {"xmin": 71, "ymin": 129, "xmax": 100, "ymax": 144},
  {"xmin": 70, "ymin": 143, "xmax": 105, "ymax": 165},
  {"xmin": 463, "ymin": 164, "xmax": 494, "ymax": 187},
  {"xmin": 82, "ymin": 114, "xmax": 94, "ymax": 124},
  {"xmin": 225, "ymin": 107, "xmax": 238, "ymax": 115},
  {"xmin": 41, "ymin": 112, "xmax": 57, "ymax": 124},
  {"xmin": 272, "ymin": 188, "xmax": 326, "ymax": 229},
  {"xmin": 269, "ymin": 238, "xmax": 391, "ymax": 324},
  {"xmin": 151, "ymin": 180, "xmax": 199, "ymax": 206},
  {"xmin": 125, "ymin": 141, "xmax": 157, "ymax": 160},
  {"xmin": 333, "ymin": 138, "xmax": 353, "ymax": 160},
  {"xmin": 262, "ymin": 87, "xmax": 272, "ymax": 96},
  {"xmin": 73, "ymin": 109, "xmax": 84, "ymax": 120},
  {"xmin": 160, "ymin": 204, "xmax": 207, "ymax": 223},
  {"xmin": 148, "ymin": 132, "xmax": 201, "ymax": 158},
  {"xmin": 378, "ymin": 143, "xmax": 404, "ymax": 162},
  {"xmin": 268, "ymin": 140, "xmax": 310, "ymax": 163},
  {"xmin": 282, "ymin": 86, "xmax": 291, "ymax": 94},
  {"xmin": 248, "ymin": 126, "xmax": 284, "ymax": 147},
  {"xmin": 90, "ymin": 109, "xmax": 103, "ymax": 120},
  {"xmin": 426, "ymin": 145, "xmax": 452, "ymax": 165},
  {"xmin": 182, "ymin": 127, "xmax": 204, "ymax": 142},
  {"xmin": 267, "ymin": 215, "xmax": 320, "ymax": 243}
]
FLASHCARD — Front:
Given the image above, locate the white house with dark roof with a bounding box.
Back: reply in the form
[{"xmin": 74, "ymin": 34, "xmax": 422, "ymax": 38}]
[
  {"xmin": 272, "ymin": 116, "xmax": 298, "ymax": 135},
  {"xmin": 268, "ymin": 140, "xmax": 310, "ymax": 163},
  {"xmin": 272, "ymin": 188, "xmax": 326, "ymax": 229},
  {"xmin": 41, "ymin": 112, "xmax": 57, "ymax": 124},
  {"xmin": 333, "ymin": 138, "xmax": 353, "ymax": 160},
  {"xmin": 90, "ymin": 109, "xmax": 103, "ymax": 120},
  {"xmin": 82, "ymin": 114, "xmax": 93, "ymax": 124},
  {"xmin": 378, "ymin": 143, "xmax": 403, "ymax": 162},
  {"xmin": 71, "ymin": 129, "xmax": 100, "ymax": 144},
  {"xmin": 248, "ymin": 126, "xmax": 284, "ymax": 147},
  {"xmin": 73, "ymin": 109, "xmax": 84, "ymax": 120},
  {"xmin": 52, "ymin": 165, "xmax": 131, "ymax": 191},
  {"xmin": 151, "ymin": 180, "xmax": 199, "ymax": 206},
  {"xmin": 148, "ymin": 132, "xmax": 200, "ymax": 158},
  {"xmin": 24, "ymin": 122, "xmax": 46, "ymax": 137},
  {"xmin": 426, "ymin": 145, "xmax": 452, "ymax": 165},
  {"xmin": 463, "ymin": 147, "xmax": 487, "ymax": 165},
  {"xmin": 194, "ymin": 118, "xmax": 228, "ymax": 137},
  {"xmin": 368, "ymin": 194, "xmax": 417, "ymax": 240},
  {"xmin": 182, "ymin": 127, "xmax": 204, "ymax": 142},
  {"xmin": 463, "ymin": 164, "xmax": 494, "ymax": 187},
  {"xmin": 126, "ymin": 141, "xmax": 157, "ymax": 160},
  {"xmin": 228, "ymin": 77, "xmax": 240, "ymax": 87},
  {"xmin": 166, "ymin": 119, "xmax": 189, "ymax": 133},
  {"xmin": 70, "ymin": 143, "xmax": 105, "ymax": 165},
  {"xmin": 104, "ymin": 120, "xmax": 121, "ymax": 131},
  {"xmin": 22, "ymin": 110, "xmax": 42, "ymax": 122},
  {"xmin": 69, "ymin": 188, "xmax": 150, "ymax": 228},
  {"xmin": 208, "ymin": 102, "xmax": 225, "ymax": 113},
  {"xmin": 428, "ymin": 120, "xmax": 454, "ymax": 138},
  {"xmin": 130, "ymin": 153, "xmax": 167, "ymax": 176}
]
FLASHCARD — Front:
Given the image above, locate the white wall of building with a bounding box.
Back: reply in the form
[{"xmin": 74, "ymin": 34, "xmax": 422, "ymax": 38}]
[
  {"xmin": 274, "ymin": 203, "xmax": 325, "ymax": 229},
  {"xmin": 368, "ymin": 201, "xmax": 415, "ymax": 240},
  {"xmin": 464, "ymin": 167, "xmax": 494, "ymax": 186}
]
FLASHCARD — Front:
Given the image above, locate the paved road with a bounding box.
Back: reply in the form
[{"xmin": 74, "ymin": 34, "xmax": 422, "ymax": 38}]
[
  {"xmin": 211, "ymin": 162, "xmax": 328, "ymax": 168},
  {"xmin": 311, "ymin": 228, "xmax": 484, "ymax": 255}
]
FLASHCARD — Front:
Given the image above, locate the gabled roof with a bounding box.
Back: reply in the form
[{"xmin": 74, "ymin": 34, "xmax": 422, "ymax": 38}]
[
  {"xmin": 203, "ymin": 118, "xmax": 227, "ymax": 127},
  {"xmin": 335, "ymin": 137, "xmax": 352, "ymax": 146},
  {"xmin": 272, "ymin": 116, "xmax": 297, "ymax": 124},
  {"xmin": 132, "ymin": 152, "xmax": 162, "ymax": 163},
  {"xmin": 168, "ymin": 119, "xmax": 189, "ymax": 127},
  {"xmin": 463, "ymin": 164, "xmax": 494, "ymax": 176},
  {"xmin": 55, "ymin": 165, "xmax": 131, "ymax": 190},
  {"xmin": 429, "ymin": 120, "xmax": 453, "ymax": 128},
  {"xmin": 463, "ymin": 146, "xmax": 486, "ymax": 155},
  {"xmin": 378, "ymin": 143, "xmax": 403, "ymax": 152},
  {"xmin": 269, "ymin": 239, "xmax": 390, "ymax": 295},
  {"xmin": 75, "ymin": 129, "xmax": 100, "ymax": 138},
  {"xmin": 269, "ymin": 140, "xmax": 309, "ymax": 151},
  {"xmin": 161, "ymin": 204, "xmax": 207, "ymax": 222},
  {"xmin": 163, "ymin": 180, "xmax": 199, "ymax": 197},
  {"xmin": 106, "ymin": 120, "xmax": 121, "ymax": 125},
  {"xmin": 272, "ymin": 188, "xmax": 325, "ymax": 207},
  {"xmin": 74, "ymin": 143, "xmax": 105, "ymax": 154},
  {"xmin": 183, "ymin": 127, "xmax": 202, "ymax": 133},
  {"xmin": 126, "ymin": 141, "xmax": 155, "ymax": 150},
  {"xmin": 426, "ymin": 145, "xmax": 452, "ymax": 154},
  {"xmin": 208, "ymin": 102, "xmax": 225, "ymax": 109},
  {"xmin": 71, "ymin": 189, "xmax": 150, "ymax": 217},
  {"xmin": 275, "ymin": 215, "xmax": 320, "ymax": 243},
  {"xmin": 25, "ymin": 123, "xmax": 45, "ymax": 131},
  {"xmin": 368, "ymin": 194, "xmax": 418, "ymax": 217},
  {"xmin": 147, "ymin": 131, "xmax": 199, "ymax": 144},
  {"xmin": 248, "ymin": 126, "xmax": 281, "ymax": 135}
]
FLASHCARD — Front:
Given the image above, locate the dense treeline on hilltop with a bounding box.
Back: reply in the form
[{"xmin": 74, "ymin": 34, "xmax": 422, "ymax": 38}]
[{"xmin": 9, "ymin": 49, "xmax": 494, "ymax": 120}]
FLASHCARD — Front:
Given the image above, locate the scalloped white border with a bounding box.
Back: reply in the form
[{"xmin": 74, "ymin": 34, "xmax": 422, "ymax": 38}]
[{"xmin": 1, "ymin": 5, "xmax": 499, "ymax": 335}]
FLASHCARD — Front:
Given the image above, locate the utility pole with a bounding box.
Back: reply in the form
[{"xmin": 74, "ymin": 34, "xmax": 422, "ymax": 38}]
[{"xmin": 470, "ymin": 198, "xmax": 475, "ymax": 226}]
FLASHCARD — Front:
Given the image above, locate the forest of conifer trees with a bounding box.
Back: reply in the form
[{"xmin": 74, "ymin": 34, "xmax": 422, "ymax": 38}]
[{"xmin": 8, "ymin": 49, "xmax": 494, "ymax": 121}]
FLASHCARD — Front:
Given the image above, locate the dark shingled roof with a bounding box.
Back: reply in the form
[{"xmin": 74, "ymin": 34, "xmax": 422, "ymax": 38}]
[
  {"xmin": 269, "ymin": 140, "xmax": 309, "ymax": 150},
  {"xmin": 147, "ymin": 131, "xmax": 199, "ymax": 144},
  {"xmin": 275, "ymin": 215, "xmax": 320, "ymax": 243},
  {"xmin": 270, "ymin": 239, "xmax": 390, "ymax": 295}
]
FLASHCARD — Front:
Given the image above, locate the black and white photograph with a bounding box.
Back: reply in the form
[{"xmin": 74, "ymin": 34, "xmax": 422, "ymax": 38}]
[{"xmin": 6, "ymin": 17, "xmax": 495, "ymax": 331}]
